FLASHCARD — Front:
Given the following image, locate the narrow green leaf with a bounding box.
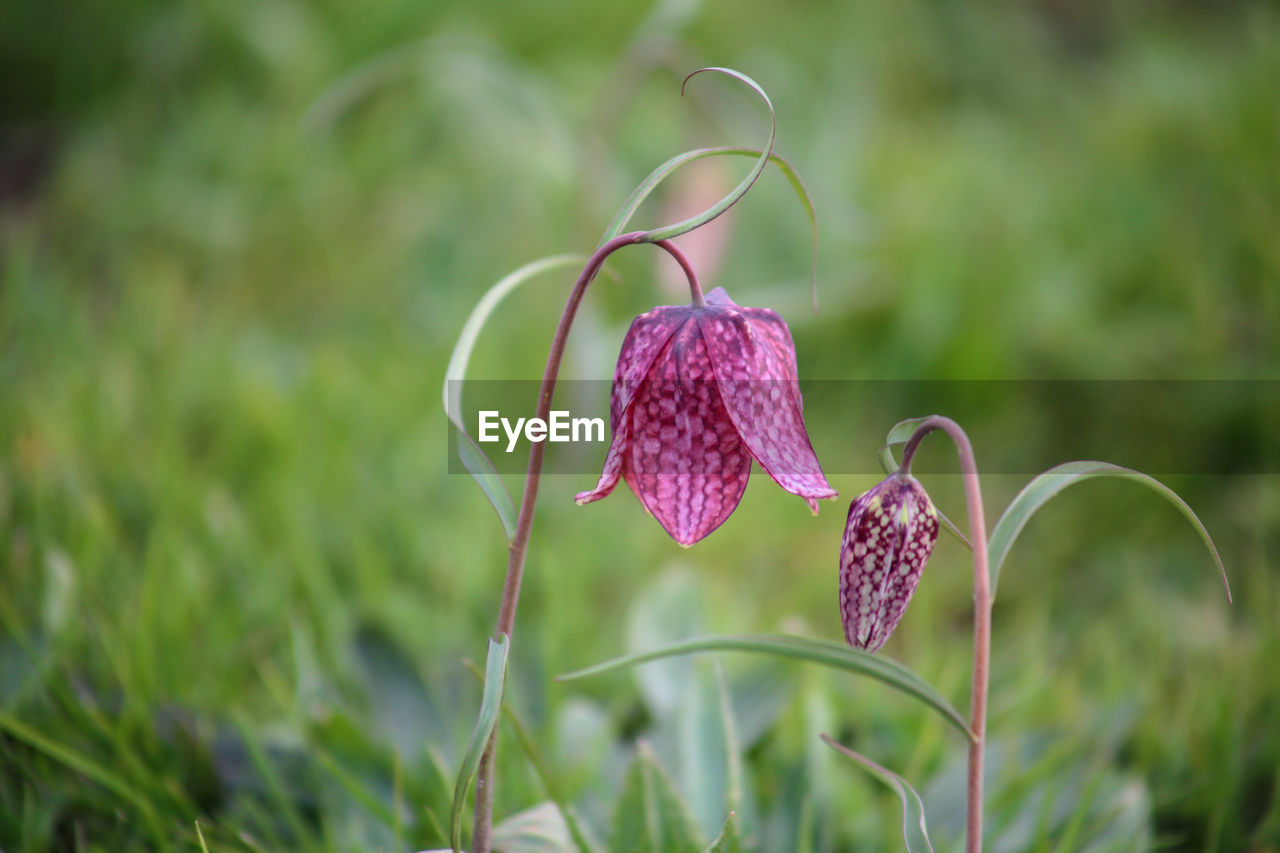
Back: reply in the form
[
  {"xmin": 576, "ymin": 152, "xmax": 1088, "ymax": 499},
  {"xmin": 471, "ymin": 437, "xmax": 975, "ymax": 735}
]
[
  {"xmin": 612, "ymin": 742, "xmax": 705, "ymax": 853},
  {"xmin": 452, "ymin": 634, "xmax": 511, "ymax": 853},
  {"xmin": 598, "ymin": 147, "xmax": 818, "ymax": 305},
  {"xmin": 634, "ymin": 68, "xmax": 775, "ymax": 244},
  {"xmin": 443, "ymin": 255, "xmax": 585, "ymax": 540},
  {"xmin": 195, "ymin": 821, "xmax": 211, "ymax": 853},
  {"xmin": 453, "ymin": 428, "xmax": 518, "ymax": 543},
  {"xmin": 462, "ymin": 658, "xmax": 602, "ymax": 853},
  {"xmin": 702, "ymin": 813, "xmax": 737, "ymax": 853},
  {"xmin": 556, "ymin": 634, "xmax": 973, "ymax": 741},
  {"xmin": 877, "ymin": 416, "xmax": 972, "ymax": 549},
  {"xmin": 443, "ymin": 255, "xmax": 584, "ymax": 421},
  {"xmin": 819, "ymin": 735, "xmax": 934, "ymax": 853},
  {"xmin": 883, "ymin": 416, "xmax": 934, "ymax": 449},
  {"xmin": 0, "ymin": 711, "xmax": 164, "ymax": 841},
  {"xmin": 987, "ymin": 460, "xmax": 1232, "ymax": 602}
]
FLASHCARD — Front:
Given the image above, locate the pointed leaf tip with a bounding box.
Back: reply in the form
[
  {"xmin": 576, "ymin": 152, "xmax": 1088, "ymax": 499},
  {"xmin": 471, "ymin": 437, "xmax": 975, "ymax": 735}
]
[{"xmin": 820, "ymin": 734, "xmax": 935, "ymax": 853}]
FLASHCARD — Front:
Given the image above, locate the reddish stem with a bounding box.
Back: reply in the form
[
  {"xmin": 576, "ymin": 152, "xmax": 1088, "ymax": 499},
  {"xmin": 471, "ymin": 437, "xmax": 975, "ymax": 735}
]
[
  {"xmin": 471, "ymin": 233, "xmax": 703, "ymax": 853},
  {"xmin": 899, "ymin": 416, "xmax": 990, "ymax": 853}
]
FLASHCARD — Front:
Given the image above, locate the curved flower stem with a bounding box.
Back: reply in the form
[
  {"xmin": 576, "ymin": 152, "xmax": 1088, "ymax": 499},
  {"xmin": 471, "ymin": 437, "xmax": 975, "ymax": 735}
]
[
  {"xmin": 471, "ymin": 232, "xmax": 704, "ymax": 853},
  {"xmin": 898, "ymin": 416, "xmax": 990, "ymax": 853}
]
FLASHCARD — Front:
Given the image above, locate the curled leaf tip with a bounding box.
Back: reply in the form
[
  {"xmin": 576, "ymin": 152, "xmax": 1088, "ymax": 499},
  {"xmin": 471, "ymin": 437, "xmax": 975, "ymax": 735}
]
[
  {"xmin": 637, "ymin": 68, "xmax": 776, "ymax": 244},
  {"xmin": 681, "ymin": 67, "xmax": 713, "ymax": 97}
]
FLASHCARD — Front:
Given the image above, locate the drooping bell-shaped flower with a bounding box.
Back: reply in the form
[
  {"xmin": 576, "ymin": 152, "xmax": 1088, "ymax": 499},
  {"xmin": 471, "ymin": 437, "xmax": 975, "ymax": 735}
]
[
  {"xmin": 576, "ymin": 286, "xmax": 837, "ymax": 546},
  {"xmin": 839, "ymin": 474, "xmax": 939, "ymax": 652}
]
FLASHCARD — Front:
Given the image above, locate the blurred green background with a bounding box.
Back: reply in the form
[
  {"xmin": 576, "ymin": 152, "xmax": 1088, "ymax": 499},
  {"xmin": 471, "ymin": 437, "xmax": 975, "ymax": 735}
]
[{"xmin": 2, "ymin": 0, "xmax": 1278, "ymax": 850}]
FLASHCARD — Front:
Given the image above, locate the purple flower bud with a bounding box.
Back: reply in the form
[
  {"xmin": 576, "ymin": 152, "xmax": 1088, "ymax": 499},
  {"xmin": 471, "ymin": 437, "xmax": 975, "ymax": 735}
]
[
  {"xmin": 576, "ymin": 286, "xmax": 837, "ymax": 547},
  {"xmin": 839, "ymin": 474, "xmax": 939, "ymax": 652}
]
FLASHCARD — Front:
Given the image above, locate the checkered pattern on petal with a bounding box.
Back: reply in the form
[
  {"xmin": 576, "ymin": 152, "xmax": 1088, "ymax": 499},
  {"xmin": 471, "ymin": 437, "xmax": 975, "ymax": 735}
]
[
  {"xmin": 576, "ymin": 307, "xmax": 692, "ymax": 505},
  {"xmin": 695, "ymin": 295, "xmax": 837, "ymax": 512},
  {"xmin": 608, "ymin": 305, "xmax": 693, "ymax": 428},
  {"xmin": 624, "ymin": 321, "xmax": 751, "ymax": 546},
  {"xmin": 577, "ymin": 287, "xmax": 837, "ymax": 546},
  {"xmin": 838, "ymin": 476, "xmax": 939, "ymax": 652}
]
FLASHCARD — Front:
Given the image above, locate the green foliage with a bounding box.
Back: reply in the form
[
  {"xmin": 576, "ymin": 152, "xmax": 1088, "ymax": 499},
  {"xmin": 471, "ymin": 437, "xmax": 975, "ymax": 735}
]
[
  {"xmin": 611, "ymin": 744, "xmax": 705, "ymax": 853},
  {"xmin": 445, "ymin": 255, "xmax": 584, "ymax": 539},
  {"xmin": 987, "ymin": 461, "xmax": 1231, "ymax": 602},
  {"xmin": 453, "ymin": 635, "xmax": 510, "ymax": 853},
  {"xmin": 1, "ymin": 0, "xmax": 1277, "ymax": 850},
  {"xmin": 558, "ymin": 634, "xmax": 972, "ymax": 739},
  {"xmin": 820, "ymin": 735, "xmax": 933, "ymax": 853}
]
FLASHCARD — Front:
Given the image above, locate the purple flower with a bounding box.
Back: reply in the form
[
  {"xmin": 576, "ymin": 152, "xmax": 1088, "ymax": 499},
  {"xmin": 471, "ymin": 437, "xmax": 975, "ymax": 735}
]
[
  {"xmin": 839, "ymin": 474, "xmax": 939, "ymax": 652},
  {"xmin": 575, "ymin": 286, "xmax": 837, "ymax": 546}
]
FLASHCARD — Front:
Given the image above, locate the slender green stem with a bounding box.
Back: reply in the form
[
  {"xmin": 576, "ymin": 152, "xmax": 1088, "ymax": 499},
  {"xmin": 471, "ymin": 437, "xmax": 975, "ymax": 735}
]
[
  {"xmin": 471, "ymin": 233, "xmax": 703, "ymax": 853},
  {"xmin": 899, "ymin": 416, "xmax": 990, "ymax": 853}
]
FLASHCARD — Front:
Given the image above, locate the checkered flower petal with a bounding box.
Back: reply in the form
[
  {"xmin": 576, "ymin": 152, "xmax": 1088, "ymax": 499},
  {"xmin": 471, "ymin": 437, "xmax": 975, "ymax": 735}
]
[
  {"xmin": 578, "ymin": 286, "xmax": 836, "ymax": 546},
  {"xmin": 623, "ymin": 321, "xmax": 752, "ymax": 545},
  {"xmin": 608, "ymin": 305, "xmax": 694, "ymax": 428},
  {"xmin": 696, "ymin": 288, "xmax": 837, "ymax": 511},
  {"xmin": 575, "ymin": 305, "xmax": 691, "ymax": 506},
  {"xmin": 838, "ymin": 475, "xmax": 939, "ymax": 652}
]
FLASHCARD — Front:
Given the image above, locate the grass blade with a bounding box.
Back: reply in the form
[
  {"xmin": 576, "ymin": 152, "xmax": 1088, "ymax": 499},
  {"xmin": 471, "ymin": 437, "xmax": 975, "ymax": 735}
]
[
  {"xmin": 987, "ymin": 460, "xmax": 1232, "ymax": 602},
  {"xmin": 703, "ymin": 812, "xmax": 737, "ymax": 853},
  {"xmin": 556, "ymin": 634, "xmax": 972, "ymax": 741},
  {"xmin": 452, "ymin": 634, "xmax": 511, "ymax": 853},
  {"xmin": 0, "ymin": 710, "xmax": 164, "ymax": 841},
  {"xmin": 819, "ymin": 734, "xmax": 934, "ymax": 853}
]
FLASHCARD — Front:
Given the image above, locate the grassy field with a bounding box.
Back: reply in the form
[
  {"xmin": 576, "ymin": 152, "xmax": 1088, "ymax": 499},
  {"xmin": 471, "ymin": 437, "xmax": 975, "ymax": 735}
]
[{"xmin": 2, "ymin": 0, "xmax": 1278, "ymax": 850}]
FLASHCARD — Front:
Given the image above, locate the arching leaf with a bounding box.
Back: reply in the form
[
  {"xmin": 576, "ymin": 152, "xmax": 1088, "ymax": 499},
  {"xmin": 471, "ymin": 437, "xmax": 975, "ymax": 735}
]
[
  {"xmin": 987, "ymin": 461, "xmax": 1231, "ymax": 602},
  {"xmin": 443, "ymin": 255, "xmax": 585, "ymax": 540},
  {"xmin": 557, "ymin": 634, "xmax": 973, "ymax": 740}
]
